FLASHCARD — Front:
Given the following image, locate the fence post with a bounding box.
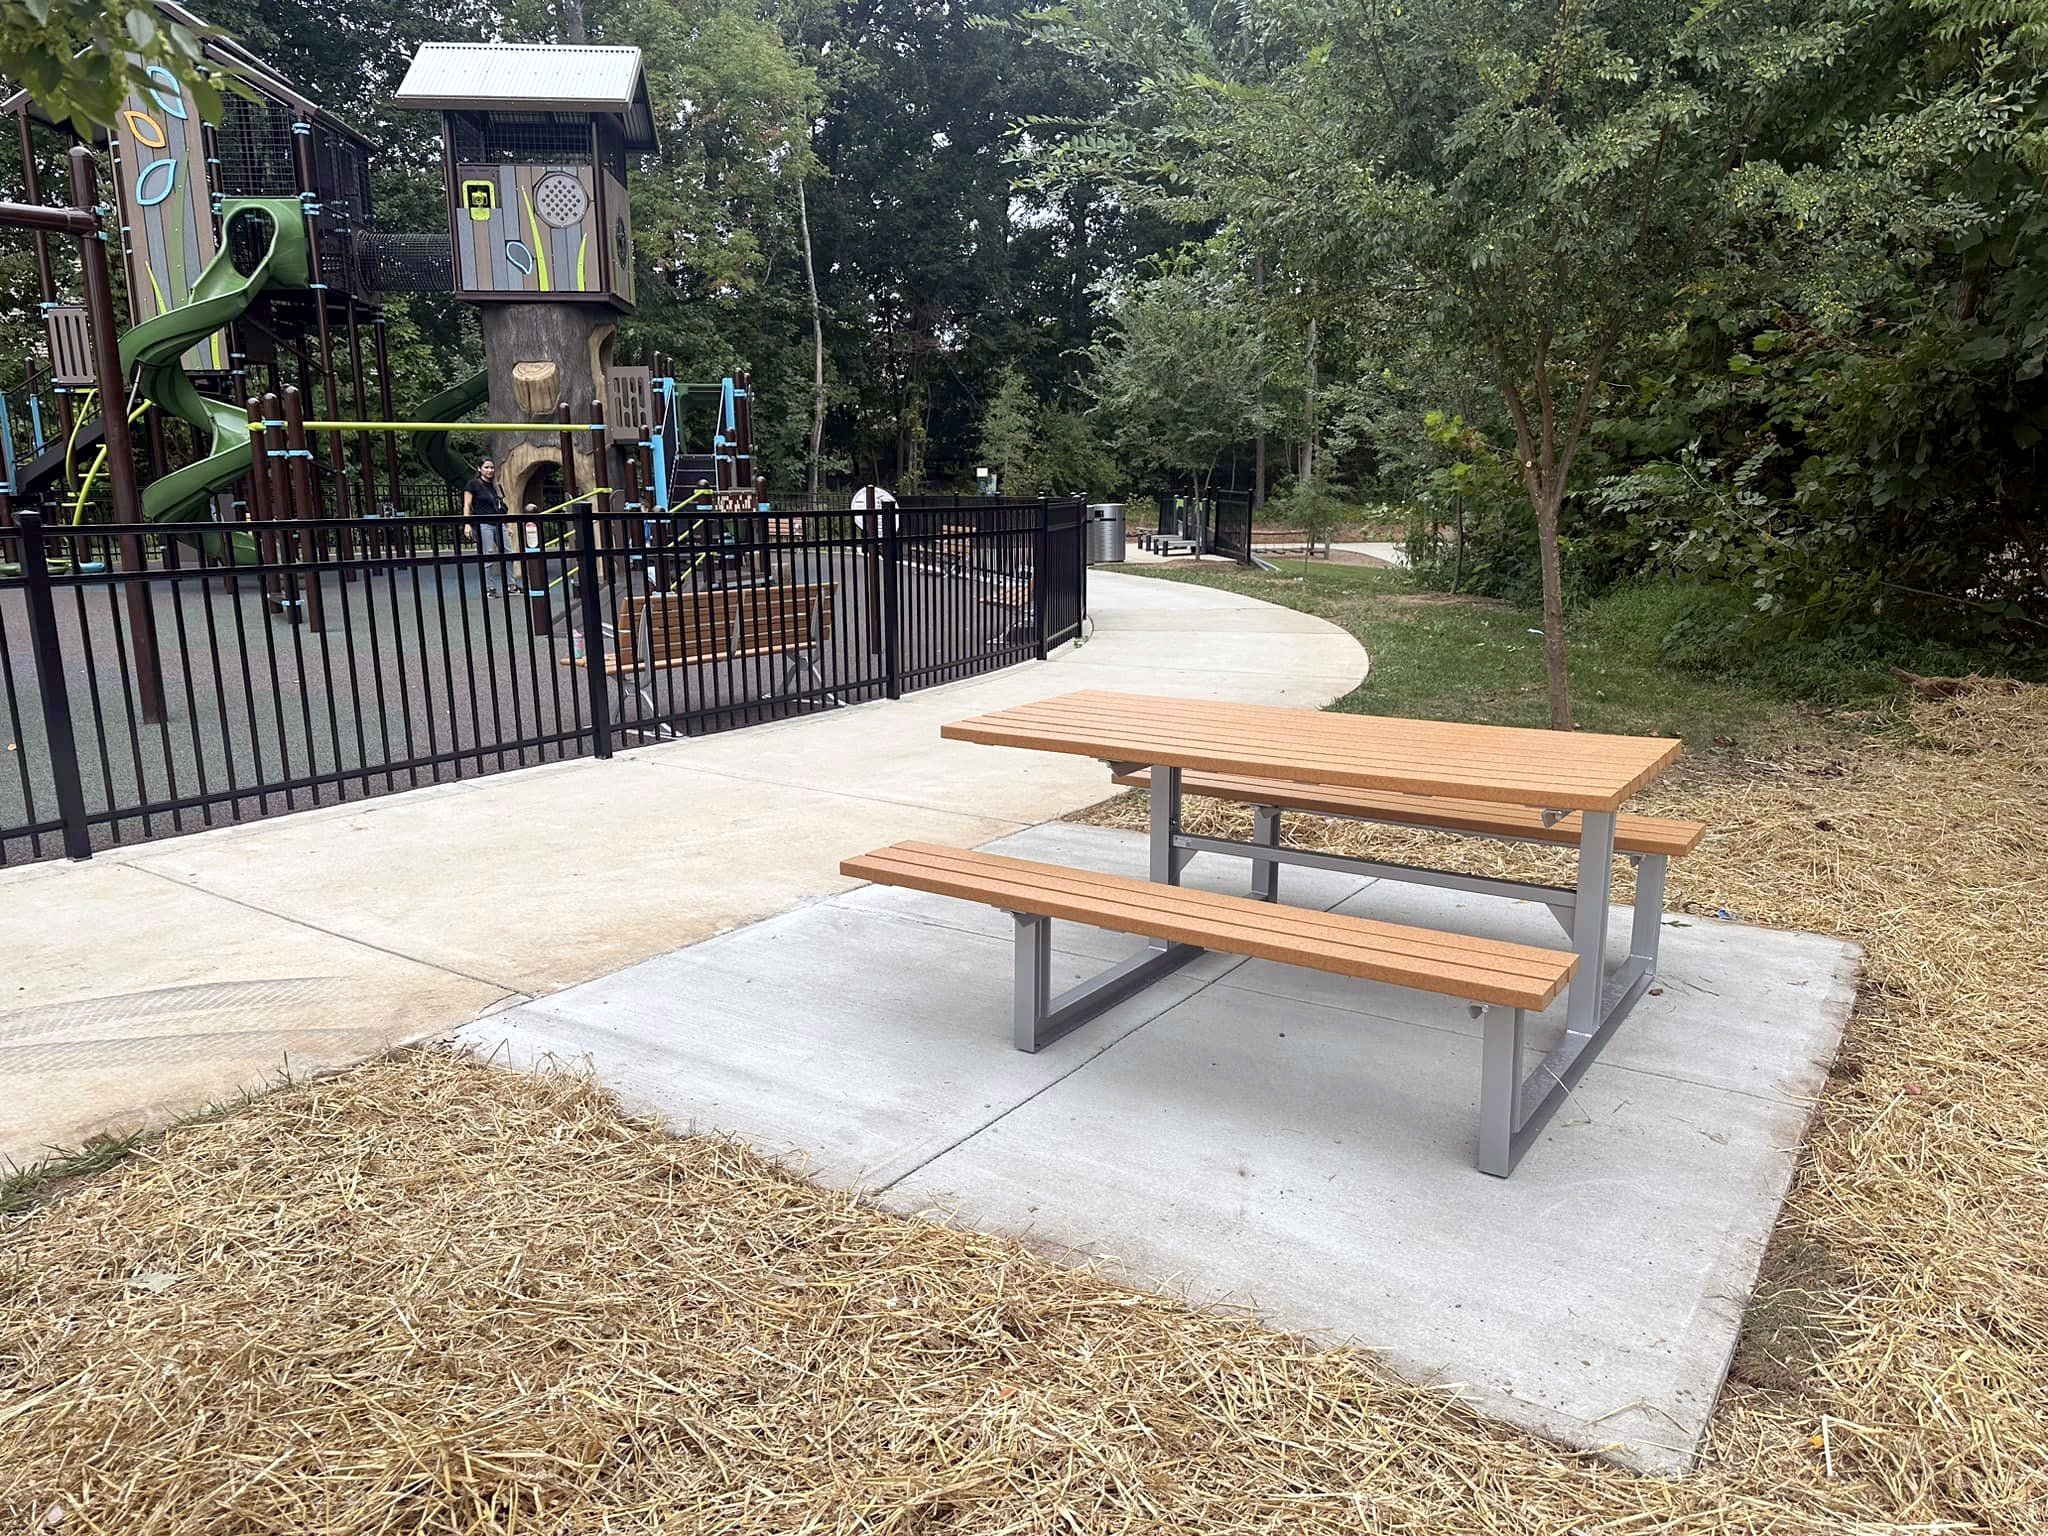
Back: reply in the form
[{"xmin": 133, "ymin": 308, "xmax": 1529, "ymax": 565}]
[
  {"xmin": 1034, "ymin": 495, "xmax": 1050, "ymax": 661},
  {"xmin": 881, "ymin": 503, "xmax": 901, "ymax": 699},
  {"xmin": 575, "ymin": 504, "xmax": 612, "ymax": 760},
  {"xmin": 17, "ymin": 512, "xmax": 92, "ymax": 860}
]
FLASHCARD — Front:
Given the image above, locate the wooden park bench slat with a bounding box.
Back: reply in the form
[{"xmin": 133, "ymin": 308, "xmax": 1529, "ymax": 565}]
[
  {"xmin": 574, "ymin": 581, "xmax": 836, "ymax": 677},
  {"xmin": 841, "ymin": 841, "xmax": 1575, "ymax": 1011},
  {"xmin": 942, "ymin": 690, "xmax": 1680, "ymax": 811},
  {"xmin": 1110, "ymin": 767, "xmax": 1704, "ymax": 859}
]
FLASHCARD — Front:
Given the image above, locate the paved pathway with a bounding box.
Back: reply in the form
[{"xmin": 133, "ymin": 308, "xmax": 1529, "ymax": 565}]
[{"xmin": 0, "ymin": 572, "xmax": 1366, "ymax": 1170}]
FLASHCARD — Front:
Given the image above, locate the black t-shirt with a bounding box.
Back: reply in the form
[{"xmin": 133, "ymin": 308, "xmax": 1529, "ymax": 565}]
[{"xmin": 467, "ymin": 477, "xmax": 504, "ymax": 518}]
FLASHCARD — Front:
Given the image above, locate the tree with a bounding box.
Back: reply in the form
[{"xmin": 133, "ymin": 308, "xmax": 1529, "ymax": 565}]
[
  {"xmin": 1085, "ymin": 250, "xmax": 1263, "ymax": 501},
  {"xmin": 1033, "ymin": 0, "xmax": 1828, "ymax": 726},
  {"xmin": 975, "ymin": 366, "xmax": 1039, "ymax": 494}
]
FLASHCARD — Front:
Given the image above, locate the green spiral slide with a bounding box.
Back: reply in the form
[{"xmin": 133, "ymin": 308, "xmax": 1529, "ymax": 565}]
[
  {"xmin": 409, "ymin": 369, "xmax": 491, "ymax": 488},
  {"xmin": 117, "ymin": 197, "xmax": 492, "ymax": 553},
  {"xmin": 118, "ymin": 198, "xmax": 310, "ymax": 555}
]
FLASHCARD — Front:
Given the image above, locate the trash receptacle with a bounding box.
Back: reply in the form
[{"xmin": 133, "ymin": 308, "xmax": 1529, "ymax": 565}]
[{"xmin": 1085, "ymin": 502, "xmax": 1126, "ymax": 564}]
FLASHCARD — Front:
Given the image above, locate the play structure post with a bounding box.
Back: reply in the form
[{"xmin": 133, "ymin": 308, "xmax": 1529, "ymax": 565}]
[
  {"xmin": 70, "ymin": 145, "xmax": 166, "ymax": 725},
  {"xmin": 15, "ymin": 512, "xmax": 93, "ymax": 860},
  {"xmin": 522, "ymin": 505, "xmax": 551, "ymax": 638},
  {"xmin": 369, "ymin": 309, "xmax": 404, "ymax": 516},
  {"xmin": 283, "ymin": 386, "xmax": 326, "ymax": 631},
  {"xmin": 556, "ymin": 401, "xmax": 580, "ymax": 506},
  {"xmin": 292, "ymin": 118, "xmax": 354, "ymax": 567},
  {"xmin": 16, "ymin": 107, "xmax": 73, "ymax": 443},
  {"xmin": 259, "ymin": 391, "xmax": 293, "ymax": 617}
]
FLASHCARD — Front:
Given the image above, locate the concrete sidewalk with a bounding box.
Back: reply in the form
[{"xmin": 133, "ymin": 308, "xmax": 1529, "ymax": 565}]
[{"xmin": 1, "ymin": 572, "xmax": 1367, "ymax": 1170}]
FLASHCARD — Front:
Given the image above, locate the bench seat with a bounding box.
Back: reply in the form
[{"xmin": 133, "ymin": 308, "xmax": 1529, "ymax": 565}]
[
  {"xmin": 841, "ymin": 841, "xmax": 1574, "ymax": 1012},
  {"xmin": 1111, "ymin": 768, "xmax": 1702, "ymax": 858}
]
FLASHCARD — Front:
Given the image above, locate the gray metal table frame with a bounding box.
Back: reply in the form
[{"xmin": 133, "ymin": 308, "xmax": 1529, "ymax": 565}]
[{"xmin": 1008, "ymin": 759, "xmax": 1669, "ymax": 1177}]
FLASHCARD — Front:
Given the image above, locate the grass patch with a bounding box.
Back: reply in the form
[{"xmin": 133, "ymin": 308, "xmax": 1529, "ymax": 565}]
[{"xmin": 1113, "ymin": 561, "xmax": 1832, "ymax": 743}]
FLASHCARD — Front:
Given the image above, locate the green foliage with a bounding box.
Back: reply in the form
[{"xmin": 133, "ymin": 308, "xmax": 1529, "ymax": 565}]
[
  {"xmin": 976, "ymin": 366, "xmax": 1040, "ymax": 494},
  {"xmin": 1084, "ymin": 248, "xmax": 1264, "ymax": 495},
  {"xmin": 0, "ymin": 0, "xmax": 218, "ymax": 136}
]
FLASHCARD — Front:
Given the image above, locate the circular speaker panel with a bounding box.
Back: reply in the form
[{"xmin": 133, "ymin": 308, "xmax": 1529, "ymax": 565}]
[{"xmin": 534, "ymin": 172, "xmax": 589, "ymax": 229}]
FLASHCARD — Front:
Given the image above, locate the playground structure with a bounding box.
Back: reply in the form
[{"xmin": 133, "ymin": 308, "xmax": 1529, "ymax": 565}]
[
  {"xmin": 0, "ymin": 5, "xmax": 1088, "ymax": 868},
  {"xmin": 0, "ymin": 16, "xmax": 765, "ymax": 543}
]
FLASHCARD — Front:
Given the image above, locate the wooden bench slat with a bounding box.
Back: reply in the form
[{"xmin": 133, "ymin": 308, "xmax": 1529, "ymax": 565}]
[
  {"xmin": 867, "ymin": 843, "xmax": 1570, "ymax": 973},
  {"xmin": 841, "ymin": 842, "xmax": 1575, "ymax": 1011},
  {"xmin": 572, "ymin": 582, "xmax": 836, "ymax": 675},
  {"xmin": 1112, "ymin": 768, "xmax": 1703, "ymax": 859}
]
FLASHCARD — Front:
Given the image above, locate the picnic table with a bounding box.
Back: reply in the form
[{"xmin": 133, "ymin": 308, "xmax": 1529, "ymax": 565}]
[{"xmin": 846, "ymin": 691, "xmax": 1696, "ymax": 1175}]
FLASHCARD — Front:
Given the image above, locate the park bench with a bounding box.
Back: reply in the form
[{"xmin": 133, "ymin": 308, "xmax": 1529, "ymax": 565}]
[
  {"xmin": 1109, "ymin": 766, "xmax": 1702, "ymax": 904},
  {"xmin": 570, "ymin": 580, "xmax": 840, "ymax": 712},
  {"xmin": 840, "ymin": 840, "xmax": 1576, "ymax": 1175}
]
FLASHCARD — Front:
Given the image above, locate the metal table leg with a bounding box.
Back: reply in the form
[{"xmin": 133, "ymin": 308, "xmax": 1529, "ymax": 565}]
[
  {"xmin": 1565, "ymin": 810, "xmax": 1617, "ymax": 1041},
  {"xmin": 1149, "ymin": 763, "xmax": 1186, "ymax": 884}
]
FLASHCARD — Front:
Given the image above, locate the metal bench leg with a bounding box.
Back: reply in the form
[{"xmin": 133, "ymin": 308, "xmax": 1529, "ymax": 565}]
[
  {"xmin": 1010, "ymin": 910, "xmax": 1203, "ymax": 1054},
  {"xmin": 1477, "ymin": 1005, "xmax": 1525, "ymax": 1176},
  {"xmin": 1630, "ymin": 853, "xmax": 1668, "ymax": 974},
  {"xmin": 1250, "ymin": 805, "xmax": 1282, "ymax": 902},
  {"xmin": 1565, "ymin": 810, "xmax": 1617, "ymax": 1041},
  {"xmin": 1150, "ymin": 764, "xmax": 1186, "ymax": 884},
  {"xmin": 1014, "ymin": 912, "xmax": 1052, "ymax": 1052}
]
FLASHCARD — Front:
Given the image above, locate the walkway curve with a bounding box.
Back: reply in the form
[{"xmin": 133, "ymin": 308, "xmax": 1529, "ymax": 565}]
[{"xmin": 0, "ymin": 571, "xmax": 1367, "ymax": 1169}]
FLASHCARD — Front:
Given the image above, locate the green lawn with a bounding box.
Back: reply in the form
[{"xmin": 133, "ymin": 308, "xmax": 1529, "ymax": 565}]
[{"xmin": 1109, "ymin": 561, "xmax": 1882, "ymax": 746}]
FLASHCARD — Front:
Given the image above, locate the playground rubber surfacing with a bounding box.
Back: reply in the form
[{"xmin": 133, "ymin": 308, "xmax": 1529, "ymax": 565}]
[
  {"xmin": 0, "ymin": 532, "xmax": 1050, "ymax": 863},
  {"xmin": 0, "ymin": 570, "xmax": 1366, "ymax": 1168}
]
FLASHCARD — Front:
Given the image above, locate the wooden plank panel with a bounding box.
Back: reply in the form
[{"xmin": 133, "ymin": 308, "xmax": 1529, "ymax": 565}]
[
  {"xmin": 842, "ymin": 842, "xmax": 1575, "ymax": 1010},
  {"xmin": 1112, "ymin": 769, "xmax": 1705, "ymax": 858},
  {"xmin": 943, "ymin": 692, "xmax": 1681, "ymax": 811}
]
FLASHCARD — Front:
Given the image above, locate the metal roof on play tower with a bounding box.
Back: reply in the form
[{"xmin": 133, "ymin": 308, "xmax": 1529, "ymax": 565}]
[{"xmin": 393, "ymin": 44, "xmax": 659, "ymax": 153}]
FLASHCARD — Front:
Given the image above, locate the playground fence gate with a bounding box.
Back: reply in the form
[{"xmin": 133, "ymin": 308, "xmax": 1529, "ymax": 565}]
[{"xmin": 0, "ymin": 497, "xmax": 1087, "ymax": 864}]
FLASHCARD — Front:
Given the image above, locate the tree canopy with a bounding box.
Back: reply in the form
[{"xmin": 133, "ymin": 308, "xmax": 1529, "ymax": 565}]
[{"xmin": 2, "ymin": 0, "xmax": 2043, "ymax": 692}]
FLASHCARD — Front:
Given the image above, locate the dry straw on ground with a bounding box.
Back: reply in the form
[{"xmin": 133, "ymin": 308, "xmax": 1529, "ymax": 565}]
[{"xmin": 3, "ymin": 683, "xmax": 2044, "ymax": 1534}]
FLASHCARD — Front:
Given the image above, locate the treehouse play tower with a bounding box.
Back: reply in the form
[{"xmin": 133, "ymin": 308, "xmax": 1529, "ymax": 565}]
[{"xmin": 394, "ymin": 43, "xmax": 657, "ymax": 512}]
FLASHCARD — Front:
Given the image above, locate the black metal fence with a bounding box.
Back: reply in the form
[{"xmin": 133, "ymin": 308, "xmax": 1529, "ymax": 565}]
[{"xmin": 0, "ymin": 496, "xmax": 1087, "ymax": 864}]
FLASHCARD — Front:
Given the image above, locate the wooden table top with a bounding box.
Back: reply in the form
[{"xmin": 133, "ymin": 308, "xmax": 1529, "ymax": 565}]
[{"xmin": 942, "ymin": 691, "xmax": 1681, "ymax": 813}]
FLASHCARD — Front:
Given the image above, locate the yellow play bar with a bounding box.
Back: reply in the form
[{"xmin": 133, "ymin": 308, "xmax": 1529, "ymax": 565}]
[{"xmin": 245, "ymin": 419, "xmax": 609, "ymax": 433}]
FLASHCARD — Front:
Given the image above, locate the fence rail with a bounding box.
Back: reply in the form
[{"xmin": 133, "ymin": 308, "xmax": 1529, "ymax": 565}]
[{"xmin": 0, "ymin": 496, "xmax": 1086, "ymax": 865}]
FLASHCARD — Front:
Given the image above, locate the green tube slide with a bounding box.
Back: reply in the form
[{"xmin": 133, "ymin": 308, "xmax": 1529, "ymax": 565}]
[
  {"xmin": 118, "ymin": 196, "xmax": 490, "ymax": 551},
  {"xmin": 119, "ymin": 197, "xmax": 309, "ymax": 561},
  {"xmin": 409, "ymin": 369, "xmax": 491, "ymax": 488}
]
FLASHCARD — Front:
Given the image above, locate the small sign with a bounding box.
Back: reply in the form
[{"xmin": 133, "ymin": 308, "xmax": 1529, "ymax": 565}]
[
  {"xmin": 462, "ymin": 179, "xmax": 496, "ymax": 221},
  {"xmin": 715, "ymin": 489, "xmax": 758, "ymax": 515}
]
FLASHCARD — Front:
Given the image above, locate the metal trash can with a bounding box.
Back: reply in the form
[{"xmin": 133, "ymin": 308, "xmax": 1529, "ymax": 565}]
[{"xmin": 1085, "ymin": 502, "xmax": 1126, "ymax": 564}]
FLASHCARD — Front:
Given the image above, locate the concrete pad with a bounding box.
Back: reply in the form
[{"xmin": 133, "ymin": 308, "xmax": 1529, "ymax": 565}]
[
  {"xmin": 475, "ymin": 822, "xmax": 1857, "ymax": 1472},
  {"xmin": 465, "ymin": 826, "xmax": 1374, "ymax": 1187},
  {"xmin": 0, "ymin": 861, "xmax": 509, "ymax": 1169}
]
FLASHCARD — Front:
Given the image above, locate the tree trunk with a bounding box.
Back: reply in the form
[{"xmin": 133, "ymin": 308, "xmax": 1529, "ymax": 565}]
[
  {"xmin": 1532, "ymin": 487, "xmax": 1571, "ymax": 729},
  {"xmin": 1252, "ymin": 253, "xmax": 1266, "ymax": 512},
  {"xmin": 798, "ymin": 176, "xmax": 825, "ymax": 497},
  {"xmin": 560, "ymin": 0, "xmax": 588, "ymax": 43},
  {"xmin": 1300, "ymin": 315, "xmax": 1318, "ymax": 486},
  {"xmin": 1451, "ymin": 495, "xmax": 1465, "ymax": 594}
]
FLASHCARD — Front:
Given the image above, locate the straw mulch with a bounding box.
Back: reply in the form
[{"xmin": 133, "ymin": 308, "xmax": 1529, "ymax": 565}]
[{"xmin": 2, "ymin": 684, "xmax": 2044, "ymax": 1534}]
